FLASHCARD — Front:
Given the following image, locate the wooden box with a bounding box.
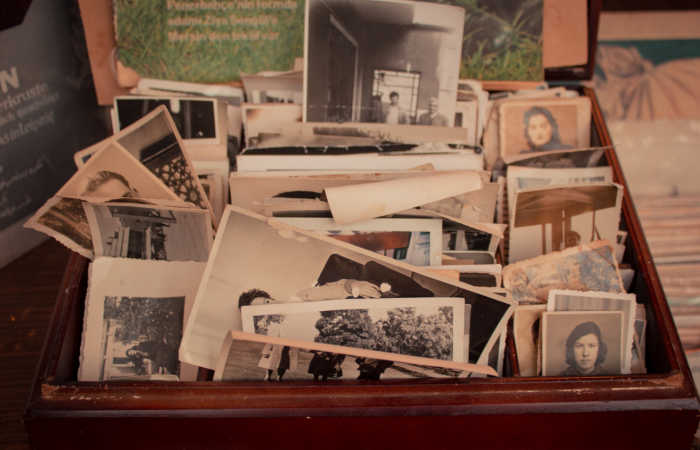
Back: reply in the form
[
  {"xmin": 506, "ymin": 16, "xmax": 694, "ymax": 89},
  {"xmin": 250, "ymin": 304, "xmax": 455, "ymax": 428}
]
[{"xmin": 24, "ymin": 2, "xmax": 700, "ymax": 449}]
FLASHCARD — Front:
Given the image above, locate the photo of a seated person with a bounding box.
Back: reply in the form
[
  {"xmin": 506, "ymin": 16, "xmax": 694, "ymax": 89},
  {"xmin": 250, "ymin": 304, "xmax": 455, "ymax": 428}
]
[
  {"xmin": 418, "ymin": 97, "xmax": 449, "ymax": 126},
  {"xmin": 522, "ymin": 106, "xmax": 573, "ymax": 153},
  {"xmin": 560, "ymin": 321, "xmax": 607, "ymax": 376}
]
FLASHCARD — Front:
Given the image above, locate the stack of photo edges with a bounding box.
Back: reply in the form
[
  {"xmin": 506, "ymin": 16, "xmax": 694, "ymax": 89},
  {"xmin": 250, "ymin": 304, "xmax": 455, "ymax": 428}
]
[{"xmin": 25, "ymin": 0, "xmax": 641, "ymax": 382}]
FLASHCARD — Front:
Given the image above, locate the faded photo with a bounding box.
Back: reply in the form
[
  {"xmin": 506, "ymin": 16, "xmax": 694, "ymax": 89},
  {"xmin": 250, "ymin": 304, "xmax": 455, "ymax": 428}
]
[
  {"xmin": 84, "ymin": 202, "xmax": 213, "ymax": 262},
  {"xmin": 242, "ymin": 103, "xmax": 302, "ymax": 148},
  {"xmin": 513, "ymin": 304, "xmax": 546, "ymax": 377},
  {"xmin": 508, "ymin": 183, "xmax": 623, "ymax": 263},
  {"xmin": 277, "ymin": 217, "xmax": 442, "ymax": 266},
  {"xmin": 304, "ymin": 0, "xmax": 463, "ymax": 125},
  {"xmin": 498, "ymin": 98, "xmax": 591, "ymax": 162},
  {"xmin": 502, "ymin": 240, "xmax": 624, "ymax": 304},
  {"xmin": 27, "ymin": 197, "xmax": 93, "ymax": 259},
  {"xmin": 179, "ymin": 207, "xmax": 513, "ymax": 370},
  {"xmin": 542, "ymin": 311, "xmax": 623, "ymax": 377},
  {"xmin": 98, "ymin": 295, "xmax": 184, "ymax": 381}
]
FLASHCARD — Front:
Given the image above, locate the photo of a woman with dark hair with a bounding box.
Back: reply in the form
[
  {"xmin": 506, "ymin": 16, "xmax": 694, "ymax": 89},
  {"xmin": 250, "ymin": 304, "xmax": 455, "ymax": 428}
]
[
  {"xmin": 560, "ymin": 321, "xmax": 607, "ymax": 376},
  {"xmin": 522, "ymin": 106, "xmax": 573, "ymax": 153}
]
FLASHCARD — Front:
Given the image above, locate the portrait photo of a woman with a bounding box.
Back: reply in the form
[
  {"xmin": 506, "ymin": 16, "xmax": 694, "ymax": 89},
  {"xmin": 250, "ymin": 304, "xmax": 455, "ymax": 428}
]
[
  {"xmin": 542, "ymin": 310, "xmax": 623, "ymax": 377},
  {"xmin": 522, "ymin": 106, "xmax": 572, "ymax": 153}
]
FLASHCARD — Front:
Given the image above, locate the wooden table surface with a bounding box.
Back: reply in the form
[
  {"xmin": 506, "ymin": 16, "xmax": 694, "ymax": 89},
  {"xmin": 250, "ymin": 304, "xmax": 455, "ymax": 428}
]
[{"xmin": 0, "ymin": 240, "xmax": 70, "ymax": 450}]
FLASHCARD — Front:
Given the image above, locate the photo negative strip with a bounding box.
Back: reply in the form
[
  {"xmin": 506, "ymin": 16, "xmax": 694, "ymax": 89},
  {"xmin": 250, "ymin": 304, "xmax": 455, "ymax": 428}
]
[
  {"xmin": 84, "ymin": 202, "xmax": 213, "ymax": 262},
  {"xmin": 214, "ymin": 331, "xmax": 497, "ymax": 382},
  {"xmin": 241, "ymin": 297, "xmax": 465, "ymax": 361},
  {"xmin": 304, "ymin": 0, "xmax": 464, "ymax": 125},
  {"xmin": 502, "ymin": 240, "xmax": 624, "ymax": 305},
  {"xmin": 541, "ymin": 310, "xmax": 624, "ymax": 377},
  {"xmin": 25, "ymin": 197, "xmax": 93, "ymax": 259},
  {"xmin": 509, "ymin": 183, "xmax": 623, "ymax": 263},
  {"xmin": 514, "ymin": 304, "xmax": 546, "ymax": 377},
  {"xmin": 547, "ymin": 289, "xmax": 637, "ymax": 374},
  {"xmin": 498, "ymin": 97, "xmax": 591, "ymax": 163},
  {"xmin": 179, "ymin": 206, "xmax": 513, "ymax": 370},
  {"xmin": 79, "ymin": 258, "xmax": 205, "ymax": 381},
  {"xmin": 277, "ymin": 217, "xmax": 442, "ymax": 266}
]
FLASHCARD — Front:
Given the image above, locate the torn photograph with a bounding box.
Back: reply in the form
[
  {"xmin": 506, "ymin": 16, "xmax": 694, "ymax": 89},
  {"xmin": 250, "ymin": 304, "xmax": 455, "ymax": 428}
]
[
  {"xmin": 277, "ymin": 217, "xmax": 442, "ymax": 266},
  {"xmin": 240, "ymin": 297, "xmax": 465, "ymax": 361},
  {"xmin": 179, "ymin": 206, "xmax": 513, "ymax": 370},
  {"xmin": 514, "ymin": 304, "xmax": 546, "ymax": 377},
  {"xmin": 214, "ymin": 331, "xmax": 497, "ymax": 382},
  {"xmin": 502, "ymin": 240, "xmax": 624, "ymax": 304},
  {"xmin": 25, "ymin": 197, "xmax": 93, "ymax": 259},
  {"xmin": 508, "ymin": 183, "xmax": 623, "ymax": 263},
  {"xmin": 499, "ymin": 97, "xmax": 592, "ymax": 163},
  {"xmin": 84, "ymin": 202, "xmax": 213, "ymax": 262},
  {"xmin": 79, "ymin": 258, "xmax": 205, "ymax": 382},
  {"xmin": 242, "ymin": 103, "xmax": 303, "ymax": 148},
  {"xmin": 546, "ymin": 289, "xmax": 637, "ymax": 374},
  {"xmin": 542, "ymin": 310, "xmax": 624, "ymax": 377},
  {"xmin": 304, "ymin": 0, "xmax": 464, "ymax": 125}
]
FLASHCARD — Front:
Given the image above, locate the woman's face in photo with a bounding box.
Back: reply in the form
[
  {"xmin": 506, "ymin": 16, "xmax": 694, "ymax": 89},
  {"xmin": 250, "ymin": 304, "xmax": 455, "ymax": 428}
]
[
  {"xmin": 527, "ymin": 113, "xmax": 553, "ymax": 148},
  {"xmin": 573, "ymin": 332, "xmax": 600, "ymax": 373}
]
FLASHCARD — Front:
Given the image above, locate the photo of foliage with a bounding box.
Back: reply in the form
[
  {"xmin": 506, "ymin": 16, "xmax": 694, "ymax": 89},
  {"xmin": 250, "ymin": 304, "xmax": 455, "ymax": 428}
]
[
  {"xmin": 114, "ymin": 0, "xmax": 305, "ymax": 83},
  {"xmin": 314, "ymin": 306, "xmax": 455, "ymax": 360}
]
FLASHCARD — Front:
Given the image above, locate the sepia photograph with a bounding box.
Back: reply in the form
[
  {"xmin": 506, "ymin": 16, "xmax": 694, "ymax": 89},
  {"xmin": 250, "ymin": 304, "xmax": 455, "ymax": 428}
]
[
  {"xmin": 84, "ymin": 202, "xmax": 213, "ymax": 262},
  {"xmin": 25, "ymin": 196, "xmax": 93, "ymax": 259},
  {"xmin": 508, "ymin": 183, "xmax": 623, "ymax": 263},
  {"xmin": 79, "ymin": 258, "xmax": 205, "ymax": 381},
  {"xmin": 277, "ymin": 217, "xmax": 442, "ymax": 266},
  {"xmin": 498, "ymin": 97, "xmax": 591, "ymax": 162},
  {"xmin": 240, "ymin": 297, "xmax": 465, "ymax": 362},
  {"xmin": 214, "ymin": 331, "xmax": 496, "ymax": 382},
  {"xmin": 546, "ymin": 289, "xmax": 637, "ymax": 374},
  {"xmin": 304, "ymin": 0, "xmax": 463, "ymax": 125},
  {"xmin": 514, "ymin": 304, "xmax": 546, "ymax": 377},
  {"xmin": 179, "ymin": 206, "xmax": 513, "ymax": 370},
  {"xmin": 502, "ymin": 240, "xmax": 624, "ymax": 304},
  {"xmin": 98, "ymin": 295, "xmax": 184, "ymax": 381},
  {"xmin": 241, "ymin": 71, "xmax": 303, "ymax": 105},
  {"xmin": 542, "ymin": 310, "xmax": 623, "ymax": 377}
]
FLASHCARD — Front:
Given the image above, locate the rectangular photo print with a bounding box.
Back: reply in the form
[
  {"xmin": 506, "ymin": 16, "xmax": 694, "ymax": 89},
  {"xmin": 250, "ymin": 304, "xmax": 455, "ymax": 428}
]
[
  {"xmin": 179, "ymin": 206, "xmax": 513, "ymax": 370},
  {"xmin": 214, "ymin": 331, "xmax": 496, "ymax": 382},
  {"xmin": 79, "ymin": 258, "xmax": 206, "ymax": 382},
  {"xmin": 304, "ymin": 0, "xmax": 464, "ymax": 125},
  {"xmin": 241, "ymin": 297, "xmax": 465, "ymax": 362},
  {"xmin": 498, "ymin": 97, "xmax": 591, "ymax": 163},
  {"xmin": 84, "ymin": 202, "xmax": 213, "ymax": 262},
  {"xmin": 547, "ymin": 289, "xmax": 637, "ymax": 374},
  {"xmin": 277, "ymin": 217, "xmax": 442, "ymax": 266},
  {"xmin": 542, "ymin": 310, "xmax": 624, "ymax": 377}
]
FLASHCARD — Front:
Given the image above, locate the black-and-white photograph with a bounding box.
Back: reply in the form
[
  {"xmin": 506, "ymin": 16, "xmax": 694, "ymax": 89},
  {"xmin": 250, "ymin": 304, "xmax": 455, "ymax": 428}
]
[
  {"xmin": 304, "ymin": 0, "xmax": 463, "ymax": 125},
  {"xmin": 79, "ymin": 258, "xmax": 205, "ymax": 382},
  {"xmin": 241, "ymin": 71, "xmax": 303, "ymax": 105},
  {"xmin": 113, "ymin": 96, "xmax": 218, "ymax": 141},
  {"xmin": 546, "ymin": 289, "xmax": 637, "ymax": 374},
  {"xmin": 98, "ymin": 295, "xmax": 184, "ymax": 381},
  {"xmin": 179, "ymin": 206, "xmax": 513, "ymax": 370},
  {"xmin": 542, "ymin": 310, "xmax": 623, "ymax": 377},
  {"xmin": 241, "ymin": 297, "xmax": 465, "ymax": 362},
  {"xmin": 513, "ymin": 304, "xmax": 546, "ymax": 377},
  {"xmin": 242, "ymin": 103, "xmax": 302, "ymax": 148},
  {"xmin": 84, "ymin": 202, "xmax": 212, "ymax": 262},
  {"xmin": 115, "ymin": 107, "xmax": 211, "ymax": 212}
]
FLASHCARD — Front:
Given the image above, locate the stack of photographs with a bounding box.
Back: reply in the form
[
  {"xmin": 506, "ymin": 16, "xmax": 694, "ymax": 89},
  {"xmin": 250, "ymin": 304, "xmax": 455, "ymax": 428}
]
[{"xmin": 25, "ymin": 0, "xmax": 646, "ymax": 383}]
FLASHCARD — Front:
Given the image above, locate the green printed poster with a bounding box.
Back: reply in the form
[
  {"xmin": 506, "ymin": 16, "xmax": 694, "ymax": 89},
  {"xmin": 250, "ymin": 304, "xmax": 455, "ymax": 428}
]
[{"xmin": 115, "ymin": 0, "xmax": 305, "ymax": 83}]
